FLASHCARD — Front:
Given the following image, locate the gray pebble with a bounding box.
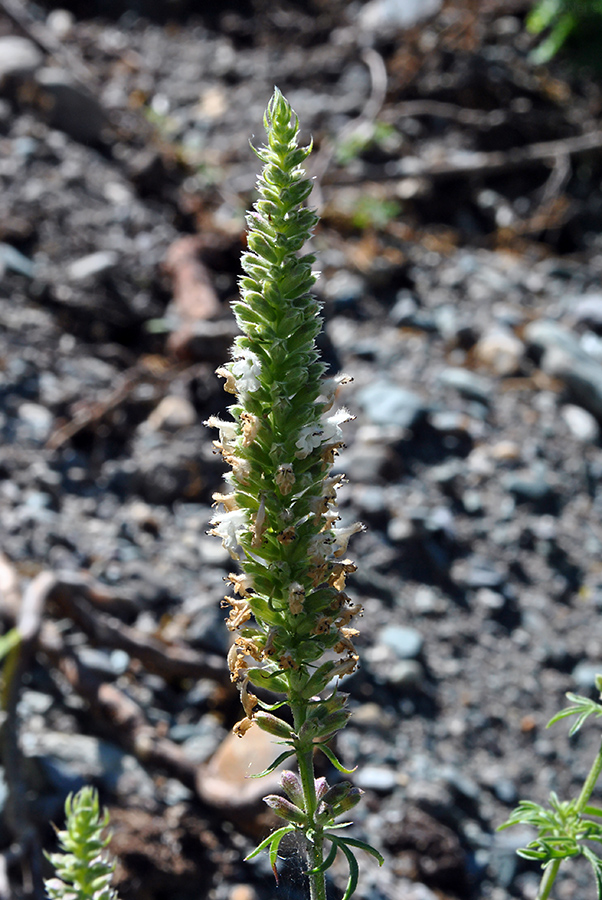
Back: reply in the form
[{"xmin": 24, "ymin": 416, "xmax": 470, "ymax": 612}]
[
  {"xmin": 572, "ymin": 661, "xmax": 602, "ymax": 690},
  {"xmin": 525, "ymin": 319, "xmax": 602, "ymax": 420},
  {"xmin": 355, "ymin": 765, "xmax": 398, "ymax": 793},
  {"xmin": 35, "ymin": 68, "xmax": 108, "ymax": 144},
  {"xmin": 18, "ymin": 402, "xmax": 53, "ymax": 443},
  {"xmin": 561, "ymin": 404, "xmax": 599, "ymax": 442},
  {"xmin": 388, "ymin": 659, "xmax": 425, "ymax": 688},
  {"xmin": 356, "ymin": 381, "xmax": 427, "ymax": 428},
  {"xmin": 438, "ymin": 367, "xmax": 493, "ymax": 404},
  {"xmin": 67, "ymin": 251, "xmax": 119, "ymax": 282},
  {"xmin": 572, "ymin": 293, "xmax": 602, "ymax": 332},
  {"xmin": 0, "ymin": 36, "xmax": 43, "ymax": 80},
  {"xmin": 378, "ymin": 624, "xmax": 424, "ymax": 659}
]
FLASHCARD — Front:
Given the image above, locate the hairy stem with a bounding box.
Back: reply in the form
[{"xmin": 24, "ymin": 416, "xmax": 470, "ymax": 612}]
[
  {"xmin": 292, "ymin": 701, "xmax": 326, "ymax": 900},
  {"xmin": 298, "ymin": 747, "xmax": 326, "ymax": 900}
]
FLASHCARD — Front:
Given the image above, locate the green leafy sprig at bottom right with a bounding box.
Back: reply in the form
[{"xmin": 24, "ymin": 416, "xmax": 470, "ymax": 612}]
[{"xmin": 500, "ymin": 675, "xmax": 602, "ymax": 900}]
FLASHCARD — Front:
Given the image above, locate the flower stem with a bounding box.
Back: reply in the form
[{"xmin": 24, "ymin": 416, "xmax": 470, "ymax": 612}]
[
  {"xmin": 298, "ymin": 748, "xmax": 326, "ymax": 900},
  {"xmin": 293, "ymin": 703, "xmax": 326, "ymax": 900},
  {"xmin": 576, "ymin": 736, "xmax": 602, "ymax": 813}
]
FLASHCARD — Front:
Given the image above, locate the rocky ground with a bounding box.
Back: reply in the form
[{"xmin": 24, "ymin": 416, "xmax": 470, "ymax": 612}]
[{"xmin": 2, "ymin": 0, "xmax": 602, "ymax": 898}]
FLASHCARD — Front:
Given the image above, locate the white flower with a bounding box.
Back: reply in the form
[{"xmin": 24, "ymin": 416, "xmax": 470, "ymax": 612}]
[
  {"xmin": 321, "ymin": 407, "xmax": 354, "ymax": 445},
  {"xmin": 209, "ymin": 509, "xmax": 249, "ymax": 560},
  {"xmin": 205, "ymin": 416, "xmax": 239, "ymax": 450},
  {"xmin": 231, "ymin": 352, "xmax": 261, "ymax": 393},
  {"xmin": 295, "ymin": 408, "xmax": 353, "ymax": 459},
  {"xmin": 319, "ymin": 373, "xmax": 353, "ymax": 411},
  {"xmin": 332, "ymin": 521, "xmax": 365, "ymax": 558},
  {"xmin": 295, "ymin": 423, "xmax": 324, "ymax": 458}
]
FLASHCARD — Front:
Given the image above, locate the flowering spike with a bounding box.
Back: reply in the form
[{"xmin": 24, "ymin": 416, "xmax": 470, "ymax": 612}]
[{"xmin": 206, "ymin": 87, "xmax": 375, "ymax": 899}]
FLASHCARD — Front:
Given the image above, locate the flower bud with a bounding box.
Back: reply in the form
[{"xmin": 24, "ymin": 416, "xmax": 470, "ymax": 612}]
[
  {"xmin": 331, "ymin": 787, "xmax": 363, "ymax": 815},
  {"xmin": 319, "ymin": 781, "xmax": 354, "ymax": 808},
  {"xmin": 255, "ymin": 711, "xmax": 294, "ymax": 740},
  {"xmin": 280, "ymin": 771, "xmax": 305, "ymax": 809},
  {"xmin": 315, "ymin": 777, "xmax": 329, "ymax": 800},
  {"xmin": 263, "ymin": 795, "xmax": 308, "ymax": 826}
]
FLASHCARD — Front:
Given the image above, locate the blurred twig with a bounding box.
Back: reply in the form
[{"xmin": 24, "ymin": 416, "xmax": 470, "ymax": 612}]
[{"xmin": 311, "ymin": 47, "xmax": 388, "ymax": 211}]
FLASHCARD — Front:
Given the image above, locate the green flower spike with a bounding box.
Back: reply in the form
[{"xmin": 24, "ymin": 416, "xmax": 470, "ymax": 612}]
[
  {"xmin": 45, "ymin": 786, "xmax": 118, "ymax": 900},
  {"xmin": 207, "ymin": 88, "xmax": 382, "ymax": 900}
]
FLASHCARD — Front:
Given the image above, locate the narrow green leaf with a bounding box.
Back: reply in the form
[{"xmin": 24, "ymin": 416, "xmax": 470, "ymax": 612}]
[
  {"xmin": 244, "ymin": 825, "xmax": 294, "ymax": 861},
  {"xmin": 316, "ymin": 743, "xmax": 357, "ymax": 774},
  {"xmin": 583, "ymin": 846, "xmax": 602, "ymax": 900},
  {"xmin": 0, "ymin": 629, "xmax": 20, "ymax": 662},
  {"xmin": 248, "ymin": 749, "xmax": 295, "ymax": 779},
  {"xmin": 517, "ymin": 848, "xmax": 549, "ymax": 861},
  {"xmin": 337, "ymin": 837, "xmax": 360, "ymax": 900},
  {"xmin": 336, "ymin": 836, "xmax": 384, "ymax": 866},
  {"xmin": 256, "ymin": 698, "xmax": 288, "ymax": 712},
  {"xmin": 584, "ymin": 806, "xmax": 602, "ymax": 819},
  {"xmin": 269, "ymin": 827, "xmax": 292, "ymax": 883}
]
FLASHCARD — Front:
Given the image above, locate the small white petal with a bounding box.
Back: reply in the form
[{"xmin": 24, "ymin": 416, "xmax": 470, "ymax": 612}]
[{"xmin": 231, "ymin": 352, "xmax": 261, "ymax": 393}]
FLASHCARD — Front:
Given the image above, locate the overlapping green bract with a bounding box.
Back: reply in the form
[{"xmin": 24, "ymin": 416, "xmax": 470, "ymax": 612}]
[
  {"xmin": 207, "ymin": 87, "xmax": 362, "ymax": 730},
  {"xmin": 45, "ymin": 786, "xmax": 117, "ymax": 900}
]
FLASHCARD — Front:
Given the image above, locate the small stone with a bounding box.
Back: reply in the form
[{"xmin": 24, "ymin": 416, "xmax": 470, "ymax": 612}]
[
  {"xmin": 504, "ymin": 471, "xmax": 559, "ymax": 511},
  {"xmin": 438, "ymin": 367, "xmax": 493, "ymax": 404},
  {"xmin": 76, "ymin": 647, "xmax": 127, "ymax": 678},
  {"xmin": 572, "ymin": 293, "xmax": 602, "ymax": 332},
  {"xmin": 489, "ymin": 440, "xmax": 521, "ymax": 461},
  {"xmin": 196, "ymin": 723, "xmax": 286, "ymax": 814},
  {"xmin": 47, "ymin": 9, "xmax": 75, "ymax": 38},
  {"xmin": 475, "ymin": 588, "xmax": 506, "ymax": 611},
  {"xmin": 355, "ymin": 765, "xmax": 398, "ymax": 793},
  {"xmin": 352, "ymin": 702, "xmax": 394, "ymax": 728},
  {"xmin": 358, "ymin": 0, "xmax": 442, "ymax": 31},
  {"xmin": 390, "ymin": 291, "xmax": 437, "ymax": 332},
  {"xmin": 428, "ymin": 410, "xmax": 473, "ymax": 435},
  {"xmin": 572, "ymin": 661, "xmax": 602, "ymax": 690},
  {"xmin": 524, "ymin": 319, "xmax": 602, "ymax": 420},
  {"xmin": 18, "ymin": 402, "xmax": 53, "ymax": 442},
  {"xmin": 388, "ymin": 659, "xmax": 425, "ymax": 687},
  {"xmin": 323, "ymin": 270, "xmax": 366, "ymax": 310},
  {"xmin": 0, "ymin": 36, "xmax": 43, "ymax": 80},
  {"xmin": 0, "ymin": 243, "xmax": 35, "ymax": 278},
  {"xmin": 378, "ymin": 624, "xmax": 423, "ymax": 659},
  {"xmin": 67, "ymin": 251, "xmax": 118, "ymax": 282},
  {"xmin": 230, "ymin": 886, "xmax": 260, "ymax": 900},
  {"xmin": 35, "ymin": 68, "xmax": 108, "ymax": 143},
  {"xmin": 561, "ymin": 404, "xmax": 599, "ymax": 442},
  {"xmin": 452, "ymin": 557, "xmax": 505, "ymax": 590},
  {"xmin": 474, "ymin": 328, "xmax": 523, "ymax": 376},
  {"xmin": 356, "ymin": 381, "xmax": 426, "ymax": 428}
]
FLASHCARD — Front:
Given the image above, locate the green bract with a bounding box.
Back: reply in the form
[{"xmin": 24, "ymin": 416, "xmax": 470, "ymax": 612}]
[{"xmin": 206, "ymin": 88, "xmax": 379, "ymax": 900}]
